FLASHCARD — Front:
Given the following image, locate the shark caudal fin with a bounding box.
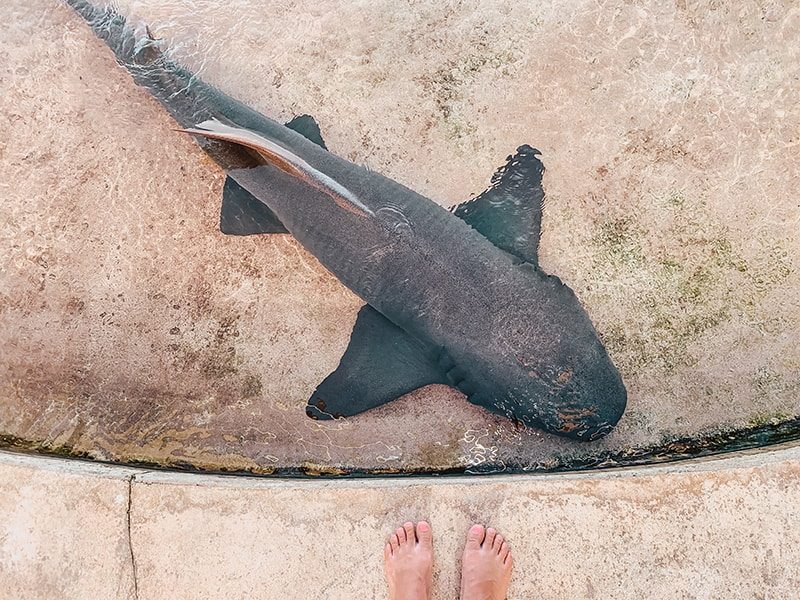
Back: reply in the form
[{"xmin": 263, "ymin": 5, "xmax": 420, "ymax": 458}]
[
  {"xmin": 306, "ymin": 306, "xmax": 447, "ymax": 420},
  {"xmin": 452, "ymin": 145, "xmax": 545, "ymax": 266},
  {"xmin": 219, "ymin": 115, "xmax": 328, "ymax": 235}
]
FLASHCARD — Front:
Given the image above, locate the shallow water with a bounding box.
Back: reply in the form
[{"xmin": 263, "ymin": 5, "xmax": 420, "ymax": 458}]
[{"xmin": 1, "ymin": 0, "xmax": 798, "ymax": 474}]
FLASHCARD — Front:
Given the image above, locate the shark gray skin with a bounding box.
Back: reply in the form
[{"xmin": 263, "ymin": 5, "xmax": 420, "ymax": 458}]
[{"xmin": 66, "ymin": 0, "xmax": 627, "ymax": 441}]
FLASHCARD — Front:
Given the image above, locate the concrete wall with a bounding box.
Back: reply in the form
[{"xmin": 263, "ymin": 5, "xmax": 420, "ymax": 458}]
[{"xmin": 1, "ymin": 447, "xmax": 799, "ymax": 599}]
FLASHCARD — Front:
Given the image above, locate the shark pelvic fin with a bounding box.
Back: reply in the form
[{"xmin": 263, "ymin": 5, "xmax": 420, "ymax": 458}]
[
  {"xmin": 306, "ymin": 305, "xmax": 447, "ymax": 420},
  {"xmin": 179, "ymin": 119, "xmax": 374, "ymax": 217},
  {"xmin": 217, "ymin": 114, "xmax": 328, "ymax": 236},
  {"xmin": 452, "ymin": 145, "xmax": 545, "ymax": 266},
  {"xmin": 285, "ymin": 114, "xmax": 328, "ymax": 150}
]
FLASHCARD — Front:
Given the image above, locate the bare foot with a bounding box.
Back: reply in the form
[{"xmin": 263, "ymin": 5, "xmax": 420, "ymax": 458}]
[
  {"xmin": 384, "ymin": 521, "xmax": 434, "ymax": 600},
  {"xmin": 460, "ymin": 524, "xmax": 513, "ymax": 600}
]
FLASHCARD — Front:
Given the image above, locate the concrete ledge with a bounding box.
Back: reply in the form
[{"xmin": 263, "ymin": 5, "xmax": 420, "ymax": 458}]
[
  {"xmin": 1, "ymin": 447, "xmax": 799, "ymax": 599},
  {"xmin": 0, "ymin": 454, "xmax": 137, "ymax": 599}
]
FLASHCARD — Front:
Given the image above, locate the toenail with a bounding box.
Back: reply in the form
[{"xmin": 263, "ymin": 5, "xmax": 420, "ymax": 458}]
[{"xmin": 468, "ymin": 524, "xmax": 485, "ymax": 541}]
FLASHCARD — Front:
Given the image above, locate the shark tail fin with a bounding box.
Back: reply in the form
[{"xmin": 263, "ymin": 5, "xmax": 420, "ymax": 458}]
[{"xmin": 64, "ymin": 1, "xmax": 150, "ymax": 64}]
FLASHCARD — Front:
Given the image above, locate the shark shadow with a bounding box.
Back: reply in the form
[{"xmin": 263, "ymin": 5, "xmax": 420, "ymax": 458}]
[{"xmin": 66, "ymin": 0, "xmax": 627, "ymax": 441}]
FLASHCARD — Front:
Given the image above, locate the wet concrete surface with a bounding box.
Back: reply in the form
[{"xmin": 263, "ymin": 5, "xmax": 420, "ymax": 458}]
[{"xmin": 0, "ymin": 0, "xmax": 798, "ymax": 473}]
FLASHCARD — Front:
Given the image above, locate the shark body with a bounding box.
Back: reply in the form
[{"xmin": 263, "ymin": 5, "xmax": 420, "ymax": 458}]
[{"xmin": 67, "ymin": 0, "xmax": 626, "ymax": 440}]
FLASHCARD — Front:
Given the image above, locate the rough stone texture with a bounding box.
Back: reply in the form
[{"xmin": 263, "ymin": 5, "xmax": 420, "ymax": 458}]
[
  {"xmin": 0, "ymin": 0, "xmax": 798, "ymax": 472},
  {"xmin": 129, "ymin": 447, "xmax": 800, "ymax": 599},
  {"xmin": 0, "ymin": 454, "xmax": 136, "ymax": 600},
  {"xmin": 3, "ymin": 448, "xmax": 799, "ymax": 599}
]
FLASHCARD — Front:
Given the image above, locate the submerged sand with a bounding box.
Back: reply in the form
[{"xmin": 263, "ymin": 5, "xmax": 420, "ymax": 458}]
[{"xmin": 0, "ymin": 0, "xmax": 798, "ymax": 473}]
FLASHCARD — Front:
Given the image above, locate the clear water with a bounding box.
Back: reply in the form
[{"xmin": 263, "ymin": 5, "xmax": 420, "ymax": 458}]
[{"xmin": 1, "ymin": 0, "xmax": 798, "ymax": 474}]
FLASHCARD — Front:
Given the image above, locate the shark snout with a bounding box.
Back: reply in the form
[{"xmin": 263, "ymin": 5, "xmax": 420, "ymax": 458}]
[{"xmin": 523, "ymin": 361, "xmax": 628, "ymax": 441}]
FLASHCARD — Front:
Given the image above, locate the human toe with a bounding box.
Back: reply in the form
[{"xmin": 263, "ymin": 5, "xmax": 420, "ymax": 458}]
[
  {"xmin": 499, "ymin": 540, "xmax": 509, "ymax": 559},
  {"xmin": 466, "ymin": 524, "xmax": 485, "ymax": 549},
  {"xmin": 483, "ymin": 527, "xmax": 496, "ymax": 548},
  {"xmin": 396, "ymin": 526, "xmax": 408, "ymax": 544},
  {"xmin": 416, "ymin": 521, "xmax": 433, "ymax": 546},
  {"xmin": 403, "ymin": 521, "xmax": 416, "ymax": 544}
]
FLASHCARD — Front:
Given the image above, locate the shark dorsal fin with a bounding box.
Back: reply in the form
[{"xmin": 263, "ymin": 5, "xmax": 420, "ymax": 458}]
[
  {"xmin": 452, "ymin": 145, "xmax": 545, "ymax": 266},
  {"xmin": 285, "ymin": 114, "xmax": 328, "ymax": 150}
]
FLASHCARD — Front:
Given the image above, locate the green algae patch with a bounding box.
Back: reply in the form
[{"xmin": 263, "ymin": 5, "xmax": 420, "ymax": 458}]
[
  {"xmin": 583, "ymin": 190, "xmax": 795, "ymax": 378},
  {"xmin": 414, "ymin": 431, "xmax": 465, "ymax": 470},
  {"xmin": 591, "ymin": 217, "xmax": 646, "ymax": 270},
  {"xmin": 416, "ymin": 40, "xmax": 519, "ymax": 145}
]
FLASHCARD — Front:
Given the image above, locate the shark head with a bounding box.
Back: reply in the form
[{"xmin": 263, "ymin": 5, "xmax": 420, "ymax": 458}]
[
  {"xmin": 503, "ymin": 347, "xmax": 628, "ymax": 441},
  {"xmin": 542, "ymin": 361, "xmax": 627, "ymax": 441}
]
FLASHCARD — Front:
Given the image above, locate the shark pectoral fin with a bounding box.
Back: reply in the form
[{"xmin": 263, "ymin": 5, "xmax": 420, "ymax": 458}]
[
  {"xmin": 452, "ymin": 145, "xmax": 545, "ymax": 266},
  {"xmin": 306, "ymin": 305, "xmax": 447, "ymax": 420},
  {"xmin": 219, "ymin": 174, "xmax": 288, "ymax": 235},
  {"xmin": 285, "ymin": 114, "xmax": 328, "ymax": 150}
]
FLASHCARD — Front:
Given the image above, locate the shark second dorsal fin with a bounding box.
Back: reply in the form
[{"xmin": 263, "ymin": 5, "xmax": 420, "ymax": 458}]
[
  {"xmin": 452, "ymin": 145, "xmax": 545, "ymax": 266},
  {"xmin": 305, "ymin": 305, "xmax": 447, "ymax": 420},
  {"xmin": 285, "ymin": 114, "xmax": 328, "ymax": 150}
]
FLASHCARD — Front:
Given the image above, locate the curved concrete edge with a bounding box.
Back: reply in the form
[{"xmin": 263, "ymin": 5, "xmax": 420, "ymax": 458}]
[{"xmin": 1, "ymin": 447, "xmax": 799, "ymax": 599}]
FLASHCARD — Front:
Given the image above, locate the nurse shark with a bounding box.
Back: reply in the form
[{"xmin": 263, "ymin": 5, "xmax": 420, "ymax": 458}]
[{"xmin": 66, "ymin": 0, "xmax": 627, "ymax": 440}]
